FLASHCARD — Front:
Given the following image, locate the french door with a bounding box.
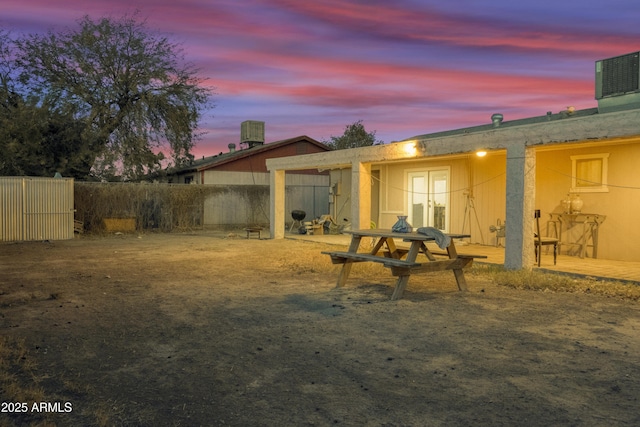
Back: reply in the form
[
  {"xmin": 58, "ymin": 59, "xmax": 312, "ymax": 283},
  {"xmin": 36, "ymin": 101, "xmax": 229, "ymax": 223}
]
[{"xmin": 407, "ymin": 169, "xmax": 449, "ymax": 231}]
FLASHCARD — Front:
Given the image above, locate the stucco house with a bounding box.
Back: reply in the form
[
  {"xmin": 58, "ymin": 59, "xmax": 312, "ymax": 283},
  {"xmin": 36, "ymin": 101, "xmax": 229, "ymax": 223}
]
[
  {"xmin": 267, "ymin": 51, "xmax": 640, "ymax": 269},
  {"xmin": 169, "ymin": 121, "xmax": 331, "ymax": 227}
]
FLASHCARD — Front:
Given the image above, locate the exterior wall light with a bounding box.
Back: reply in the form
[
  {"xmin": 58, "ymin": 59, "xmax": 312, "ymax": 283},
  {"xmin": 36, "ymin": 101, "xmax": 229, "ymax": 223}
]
[
  {"xmin": 476, "ymin": 150, "xmax": 487, "ymax": 157},
  {"xmin": 403, "ymin": 141, "xmax": 417, "ymax": 156}
]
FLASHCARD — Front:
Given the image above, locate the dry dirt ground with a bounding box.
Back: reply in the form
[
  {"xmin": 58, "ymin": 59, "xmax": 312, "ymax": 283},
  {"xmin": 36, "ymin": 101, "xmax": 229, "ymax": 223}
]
[{"xmin": 1, "ymin": 231, "xmax": 640, "ymax": 426}]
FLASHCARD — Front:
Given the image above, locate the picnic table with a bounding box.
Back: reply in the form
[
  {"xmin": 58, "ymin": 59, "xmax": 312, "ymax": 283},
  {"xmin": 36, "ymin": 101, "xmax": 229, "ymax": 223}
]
[{"xmin": 322, "ymin": 229, "xmax": 486, "ymax": 300}]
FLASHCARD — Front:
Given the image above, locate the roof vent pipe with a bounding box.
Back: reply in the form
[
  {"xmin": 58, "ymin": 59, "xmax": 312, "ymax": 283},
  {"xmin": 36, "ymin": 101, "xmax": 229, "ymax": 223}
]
[
  {"xmin": 228, "ymin": 143, "xmax": 236, "ymax": 152},
  {"xmin": 491, "ymin": 113, "xmax": 504, "ymax": 127}
]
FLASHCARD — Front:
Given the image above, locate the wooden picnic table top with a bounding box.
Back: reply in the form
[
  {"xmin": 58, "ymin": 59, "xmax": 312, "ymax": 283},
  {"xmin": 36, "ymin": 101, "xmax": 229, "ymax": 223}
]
[{"xmin": 345, "ymin": 229, "xmax": 470, "ymax": 241}]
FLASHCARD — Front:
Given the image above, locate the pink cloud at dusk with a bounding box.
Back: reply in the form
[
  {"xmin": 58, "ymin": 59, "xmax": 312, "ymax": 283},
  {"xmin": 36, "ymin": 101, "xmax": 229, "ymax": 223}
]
[
  {"xmin": 277, "ymin": 1, "xmax": 639, "ymax": 56},
  {"xmin": 2, "ymin": 0, "xmax": 640, "ymax": 156}
]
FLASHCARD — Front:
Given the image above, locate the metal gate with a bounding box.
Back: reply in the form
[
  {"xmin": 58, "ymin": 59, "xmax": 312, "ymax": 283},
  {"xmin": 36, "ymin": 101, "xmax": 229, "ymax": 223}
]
[{"xmin": 1, "ymin": 177, "xmax": 75, "ymax": 242}]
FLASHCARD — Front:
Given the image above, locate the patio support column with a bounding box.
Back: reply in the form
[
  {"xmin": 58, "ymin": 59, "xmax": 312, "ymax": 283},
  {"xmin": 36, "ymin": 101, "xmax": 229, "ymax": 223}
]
[
  {"xmin": 504, "ymin": 144, "xmax": 535, "ymax": 269},
  {"xmin": 351, "ymin": 161, "xmax": 371, "ymax": 230},
  {"xmin": 270, "ymin": 169, "xmax": 286, "ymax": 239}
]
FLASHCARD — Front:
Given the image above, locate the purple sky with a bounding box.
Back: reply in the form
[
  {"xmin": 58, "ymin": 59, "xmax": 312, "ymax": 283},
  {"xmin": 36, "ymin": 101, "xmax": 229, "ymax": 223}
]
[{"xmin": 3, "ymin": 0, "xmax": 640, "ymax": 156}]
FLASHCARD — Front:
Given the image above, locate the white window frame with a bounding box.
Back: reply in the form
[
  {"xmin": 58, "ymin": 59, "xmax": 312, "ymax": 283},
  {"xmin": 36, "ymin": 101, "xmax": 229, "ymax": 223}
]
[{"xmin": 570, "ymin": 153, "xmax": 609, "ymax": 193}]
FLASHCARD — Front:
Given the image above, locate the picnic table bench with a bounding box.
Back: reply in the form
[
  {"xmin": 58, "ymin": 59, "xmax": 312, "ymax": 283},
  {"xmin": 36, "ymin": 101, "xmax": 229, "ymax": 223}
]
[{"xmin": 322, "ymin": 229, "xmax": 486, "ymax": 300}]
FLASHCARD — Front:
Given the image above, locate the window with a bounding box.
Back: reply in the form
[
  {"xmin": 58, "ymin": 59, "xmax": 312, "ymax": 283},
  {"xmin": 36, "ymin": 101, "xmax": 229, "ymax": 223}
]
[
  {"xmin": 184, "ymin": 176, "xmax": 194, "ymax": 184},
  {"xmin": 570, "ymin": 153, "xmax": 609, "ymax": 193}
]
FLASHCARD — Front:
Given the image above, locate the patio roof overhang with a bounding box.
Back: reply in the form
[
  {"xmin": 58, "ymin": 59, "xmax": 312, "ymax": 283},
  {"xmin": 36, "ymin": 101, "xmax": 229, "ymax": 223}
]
[{"xmin": 267, "ymin": 108, "xmax": 640, "ymax": 173}]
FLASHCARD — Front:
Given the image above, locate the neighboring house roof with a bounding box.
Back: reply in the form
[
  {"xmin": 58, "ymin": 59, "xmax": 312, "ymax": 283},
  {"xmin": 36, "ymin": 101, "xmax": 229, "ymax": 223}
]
[{"xmin": 172, "ymin": 135, "xmax": 330, "ymax": 175}]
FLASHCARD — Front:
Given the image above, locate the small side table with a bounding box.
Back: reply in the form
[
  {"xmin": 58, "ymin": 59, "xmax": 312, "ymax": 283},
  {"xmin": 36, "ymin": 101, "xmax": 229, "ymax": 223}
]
[
  {"xmin": 549, "ymin": 213, "xmax": 606, "ymax": 258},
  {"xmin": 244, "ymin": 227, "xmax": 263, "ymax": 239}
]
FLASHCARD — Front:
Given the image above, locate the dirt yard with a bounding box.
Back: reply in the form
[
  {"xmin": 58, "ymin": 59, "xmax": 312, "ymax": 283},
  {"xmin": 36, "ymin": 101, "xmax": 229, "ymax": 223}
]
[{"xmin": 1, "ymin": 232, "xmax": 639, "ymax": 426}]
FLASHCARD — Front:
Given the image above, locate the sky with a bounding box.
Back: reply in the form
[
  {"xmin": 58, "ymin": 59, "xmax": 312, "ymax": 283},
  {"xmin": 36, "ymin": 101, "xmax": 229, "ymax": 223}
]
[{"xmin": 3, "ymin": 0, "xmax": 640, "ymax": 157}]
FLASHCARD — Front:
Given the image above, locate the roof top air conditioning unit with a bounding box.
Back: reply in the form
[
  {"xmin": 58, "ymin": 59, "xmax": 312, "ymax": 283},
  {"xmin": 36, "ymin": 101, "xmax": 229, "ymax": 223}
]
[
  {"xmin": 595, "ymin": 51, "xmax": 640, "ymax": 113},
  {"xmin": 241, "ymin": 120, "xmax": 265, "ymax": 148}
]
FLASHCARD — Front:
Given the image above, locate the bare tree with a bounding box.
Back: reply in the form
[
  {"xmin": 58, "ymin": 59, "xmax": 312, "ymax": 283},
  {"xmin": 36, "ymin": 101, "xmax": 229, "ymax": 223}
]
[{"xmin": 16, "ymin": 14, "xmax": 213, "ymax": 180}]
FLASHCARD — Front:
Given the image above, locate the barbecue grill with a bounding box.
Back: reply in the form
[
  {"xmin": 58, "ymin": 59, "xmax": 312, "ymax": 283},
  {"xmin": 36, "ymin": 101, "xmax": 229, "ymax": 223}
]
[{"xmin": 289, "ymin": 210, "xmax": 306, "ymax": 232}]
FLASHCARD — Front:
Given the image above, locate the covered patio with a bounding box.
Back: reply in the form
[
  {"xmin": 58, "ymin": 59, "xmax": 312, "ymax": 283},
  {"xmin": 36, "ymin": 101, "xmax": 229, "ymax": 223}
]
[
  {"xmin": 287, "ymin": 232, "xmax": 640, "ymax": 284},
  {"xmin": 268, "ymin": 108, "xmax": 640, "ymax": 271}
]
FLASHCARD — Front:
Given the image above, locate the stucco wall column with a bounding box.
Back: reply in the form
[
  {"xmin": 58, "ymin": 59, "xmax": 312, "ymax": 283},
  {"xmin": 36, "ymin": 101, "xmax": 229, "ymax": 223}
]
[
  {"xmin": 270, "ymin": 169, "xmax": 286, "ymax": 239},
  {"xmin": 504, "ymin": 144, "xmax": 535, "ymax": 269},
  {"xmin": 351, "ymin": 161, "xmax": 371, "ymax": 230}
]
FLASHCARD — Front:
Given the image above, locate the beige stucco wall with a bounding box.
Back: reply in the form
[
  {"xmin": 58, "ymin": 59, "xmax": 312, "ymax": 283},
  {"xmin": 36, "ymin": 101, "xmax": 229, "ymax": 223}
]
[
  {"xmin": 466, "ymin": 153, "xmax": 508, "ymax": 246},
  {"xmin": 375, "ymin": 159, "xmax": 468, "ymax": 231},
  {"xmin": 328, "ymin": 169, "xmax": 351, "ymax": 223},
  {"xmin": 329, "ymin": 155, "xmax": 507, "ymax": 245}
]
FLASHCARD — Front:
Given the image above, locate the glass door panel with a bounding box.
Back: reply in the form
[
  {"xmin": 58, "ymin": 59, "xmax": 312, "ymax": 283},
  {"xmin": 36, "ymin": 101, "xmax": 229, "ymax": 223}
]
[
  {"xmin": 431, "ymin": 171, "xmax": 448, "ymax": 231},
  {"xmin": 410, "ymin": 175, "xmax": 426, "ymax": 228},
  {"xmin": 408, "ymin": 169, "xmax": 449, "ymax": 232}
]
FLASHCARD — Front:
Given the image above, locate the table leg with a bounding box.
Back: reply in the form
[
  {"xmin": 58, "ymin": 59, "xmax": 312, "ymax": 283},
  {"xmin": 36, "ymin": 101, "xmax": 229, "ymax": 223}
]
[
  {"xmin": 592, "ymin": 223, "xmax": 599, "ymax": 259},
  {"xmin": 391, "ymin": 275, "xmax": 411, "ymax": 301},
  {"xmin": 452, "ymin": 269, "xmax": 468, "ymax": 291},
  {"xmin": 447, "ymin": 242, "xmax": 468, "ymax": 291},
  {"xmin": 347, "ymin": 234, "xmax": 363, "ymax": 252},
  {"xmin": 385, "ymin": 237, "xmax": 403, "ymax": 258},
  {"xmin": 557, "ymin": 218, "xmax": 564, "ymax": 255},
  {"xmin": 370, "ymin": 237, "xmax": 387, "ymax": 255},
  {"xmin": 336, "ymin": 263, "xmax": 353, "ymax": 288},
  {"xmin": 390, "ymin": 241, "xmax": 421, "ymax": 300},
  {"xmin": 579, "ymin": 221, "xmax": 587, "ymax": 258},
  {"xmin": 336, "ymin": 235, "xmax": 363, "ymax": 288},
  {"xmin": 419, "ymin": 242, "xmax": 436, "ymax": 261}
]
